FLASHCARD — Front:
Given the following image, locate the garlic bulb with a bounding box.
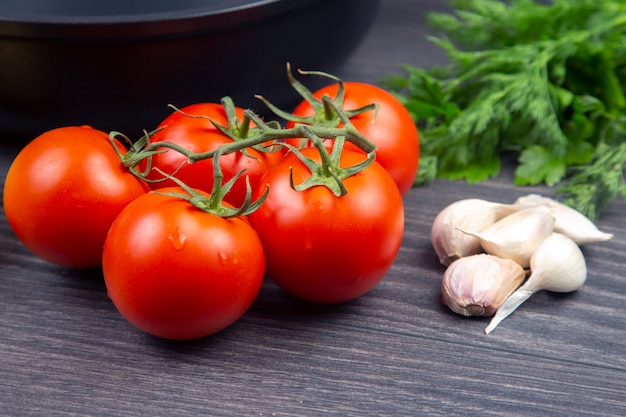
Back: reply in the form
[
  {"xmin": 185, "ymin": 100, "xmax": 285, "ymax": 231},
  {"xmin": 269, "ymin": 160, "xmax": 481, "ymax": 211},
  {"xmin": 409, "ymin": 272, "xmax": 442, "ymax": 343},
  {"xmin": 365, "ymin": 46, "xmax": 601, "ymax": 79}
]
[
  {"xmin": 457, "ymin": 206, "xmax": 555, "ymax": 268},
  {"xmin": 442, "ymin": 254, "xmax": 526, "ymax": 317},
  {"xmin": 514, "ymin": 194, "xmax": 613, "ymax": 244},
  {"xmin": 485, "ymin": 233, "xmax": 587, "ymax": 334},
  {"xmin": 431, "ymin": 198, "xmax": 520, "ymax": 266}
]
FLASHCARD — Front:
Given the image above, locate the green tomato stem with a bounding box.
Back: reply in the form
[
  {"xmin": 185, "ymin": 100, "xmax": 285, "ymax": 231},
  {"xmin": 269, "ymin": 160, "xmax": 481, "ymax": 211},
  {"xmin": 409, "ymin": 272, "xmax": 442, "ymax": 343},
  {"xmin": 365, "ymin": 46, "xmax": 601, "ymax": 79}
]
[{"xmin": 134, "ymin": 115, "xmax": 376, "ymax": 165}]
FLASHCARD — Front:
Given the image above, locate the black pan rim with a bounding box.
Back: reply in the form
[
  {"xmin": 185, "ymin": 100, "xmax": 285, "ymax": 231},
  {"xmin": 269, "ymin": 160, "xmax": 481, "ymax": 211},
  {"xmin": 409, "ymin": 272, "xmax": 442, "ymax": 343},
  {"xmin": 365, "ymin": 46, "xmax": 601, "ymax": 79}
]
[{"xmin": 0, "ymin": 0, "xmax": 327, "ymax": 41}]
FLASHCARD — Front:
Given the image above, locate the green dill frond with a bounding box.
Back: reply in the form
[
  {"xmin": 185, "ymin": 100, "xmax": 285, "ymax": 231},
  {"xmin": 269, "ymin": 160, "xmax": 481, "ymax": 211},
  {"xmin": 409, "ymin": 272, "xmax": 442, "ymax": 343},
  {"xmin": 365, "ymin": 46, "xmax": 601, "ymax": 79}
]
[{"xmin": 558, "ymin": 141, "xmax": 626, "ymax": 220}]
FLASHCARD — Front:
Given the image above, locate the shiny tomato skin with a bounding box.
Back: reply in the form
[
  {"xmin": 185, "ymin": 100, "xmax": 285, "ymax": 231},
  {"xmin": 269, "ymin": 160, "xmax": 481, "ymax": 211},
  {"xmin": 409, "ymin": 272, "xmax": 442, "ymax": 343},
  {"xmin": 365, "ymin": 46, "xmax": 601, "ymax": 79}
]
[
  {"xmin": 102, "ymin": 187, "xmax": 265, "ymax": 340},
  {"xmin": 3, "ymin": 126, "xmax": 149, "ymax": 268},
  {"xmin": 145, "ymin": 103, "xmax": 282, "ymax": 208},
  {"xmin": 249, "ymin": 148, "xmax": 404, "ymax": 304},
  {"xmin": 289, "ymin": 82, "xmax": 420, "ymax": 196}
]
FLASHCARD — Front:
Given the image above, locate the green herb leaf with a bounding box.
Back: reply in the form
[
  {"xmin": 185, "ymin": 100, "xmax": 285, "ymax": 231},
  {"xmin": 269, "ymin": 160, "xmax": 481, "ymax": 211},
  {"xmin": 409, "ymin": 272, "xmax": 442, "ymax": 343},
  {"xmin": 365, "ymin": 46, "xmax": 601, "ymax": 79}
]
[
  {"xmin": 515, "ymin": 146, "xmax": 566, "ymax": 187},
  {"xmin": 385, "ymin": 0, "xmax": 626, "ymax": 218}
]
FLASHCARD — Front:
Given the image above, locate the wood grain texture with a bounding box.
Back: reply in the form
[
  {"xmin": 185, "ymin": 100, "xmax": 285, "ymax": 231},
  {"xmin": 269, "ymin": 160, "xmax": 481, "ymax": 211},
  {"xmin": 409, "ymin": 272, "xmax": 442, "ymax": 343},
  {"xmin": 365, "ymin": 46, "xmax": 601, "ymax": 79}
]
[{"xmin": 1, "ymin": 1, "xmax": 626, "ymax": 416}]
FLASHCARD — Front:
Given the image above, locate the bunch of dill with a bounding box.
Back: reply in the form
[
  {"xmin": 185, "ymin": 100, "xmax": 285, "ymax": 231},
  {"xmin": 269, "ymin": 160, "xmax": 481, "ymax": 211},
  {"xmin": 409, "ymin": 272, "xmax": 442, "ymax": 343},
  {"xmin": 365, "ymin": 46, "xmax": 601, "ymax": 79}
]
[{"xmin": 385, "ymin": 0, "xmax": 626, "ymax": 220}]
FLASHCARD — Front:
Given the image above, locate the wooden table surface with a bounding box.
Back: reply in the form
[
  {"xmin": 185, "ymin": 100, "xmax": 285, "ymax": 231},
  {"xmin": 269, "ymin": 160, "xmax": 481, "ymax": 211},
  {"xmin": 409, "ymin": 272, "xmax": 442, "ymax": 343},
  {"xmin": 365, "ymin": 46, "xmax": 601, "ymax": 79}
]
[{"xmin": 2, "ymin": 1, "xmax": 625, "ymax": 416}]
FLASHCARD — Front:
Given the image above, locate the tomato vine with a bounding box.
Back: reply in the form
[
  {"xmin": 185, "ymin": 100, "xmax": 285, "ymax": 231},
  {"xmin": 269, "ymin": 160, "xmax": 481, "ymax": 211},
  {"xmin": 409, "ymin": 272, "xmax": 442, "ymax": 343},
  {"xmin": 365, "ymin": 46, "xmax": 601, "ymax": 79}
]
[{"xmin": 113, "ymin": 69, "xmax": 381, "ymax": 215}]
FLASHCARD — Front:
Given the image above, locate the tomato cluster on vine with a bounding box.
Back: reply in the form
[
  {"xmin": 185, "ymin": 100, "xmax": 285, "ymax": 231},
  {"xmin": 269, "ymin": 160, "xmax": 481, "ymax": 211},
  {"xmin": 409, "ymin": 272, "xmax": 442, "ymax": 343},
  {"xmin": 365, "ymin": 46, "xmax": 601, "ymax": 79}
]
[{"xmin": 3, "ymin": 66, "xmax": 420, "ymax": 340}]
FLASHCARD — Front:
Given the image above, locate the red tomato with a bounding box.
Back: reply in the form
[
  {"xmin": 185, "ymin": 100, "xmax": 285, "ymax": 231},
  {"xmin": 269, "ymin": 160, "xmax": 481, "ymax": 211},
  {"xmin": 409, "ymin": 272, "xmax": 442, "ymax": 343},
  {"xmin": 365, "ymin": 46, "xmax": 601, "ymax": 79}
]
[
  {"xmin": 3, "ymin": 126, "xmax": 149, "ymax": 268},
  {"xmin": 144, "ymin": 103, "xmax": 282, "ymax": 208},
  {"xmin": 289, "ymin": 82, "xmax": 420, "ymax": 196},
  {"xmin": 102, "ymin": 187, "xmax": 265, "ymax": 340},
  {"xmin": 249, "ymin": 148, "xmax": 404, "ymax": 304}
]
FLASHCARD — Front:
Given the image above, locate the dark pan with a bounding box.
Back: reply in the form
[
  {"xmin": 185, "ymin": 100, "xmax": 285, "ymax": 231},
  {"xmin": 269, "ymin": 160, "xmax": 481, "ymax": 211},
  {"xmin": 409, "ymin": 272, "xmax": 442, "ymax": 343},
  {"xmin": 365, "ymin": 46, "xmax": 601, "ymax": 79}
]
[{"xmin": 0, "ymin": 0, "xmax": 380, "ymax": 142}]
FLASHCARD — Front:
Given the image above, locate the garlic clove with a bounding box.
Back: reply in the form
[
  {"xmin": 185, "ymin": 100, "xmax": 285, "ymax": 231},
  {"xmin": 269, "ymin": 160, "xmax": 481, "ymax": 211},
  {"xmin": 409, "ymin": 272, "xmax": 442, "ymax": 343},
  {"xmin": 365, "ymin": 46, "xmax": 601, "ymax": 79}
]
[
  {"xmin": 431, "ymin": 198, "xmax": 521, "ymax": 266},
  {"xmin": 457, "ymin": 206, "xmax": 555, "ymax": 268},
  {"xmin": 484, "ymin": 233, "xmax": 587, "ymax": 334},
  {"xmin": 527, "ymin": 232, "xmax": 587, "ymax": 293},
  {"xmin": 441, "ymin": 254, "xmax": 526, "ymax": 317},
  {"xmin": 514, "ymin": 194, "xmax": 613, "ymax": 244}
]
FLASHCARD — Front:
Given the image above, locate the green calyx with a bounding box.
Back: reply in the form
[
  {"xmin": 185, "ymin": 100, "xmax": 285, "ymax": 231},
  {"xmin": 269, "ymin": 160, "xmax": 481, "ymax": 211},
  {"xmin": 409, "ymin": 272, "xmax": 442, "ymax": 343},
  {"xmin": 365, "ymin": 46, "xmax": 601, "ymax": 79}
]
[
  {"xmin": 109, "ymin": 128, "xmax": 162, "ymax": 177},
  {"xmin": 168, "ymin": 97, "xmax": 283, "ymax": 159},
  {"xmin": 257, "ymin": 63, "xmax": 378, "ymax": 128},
  {"xmin": 154, "ymin": 151, "xmax": 269, "ymax": 219},
  {"xmin": 284, "ymin": 126, "xmax": 376, "ymax": 197}
]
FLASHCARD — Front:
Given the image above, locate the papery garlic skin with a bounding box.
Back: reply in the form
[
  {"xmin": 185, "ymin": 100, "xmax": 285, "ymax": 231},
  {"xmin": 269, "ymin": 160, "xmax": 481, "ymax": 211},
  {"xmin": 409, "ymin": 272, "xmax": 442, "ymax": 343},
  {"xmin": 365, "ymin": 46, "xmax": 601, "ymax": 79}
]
[
  {"xmin": 431, "ymin": 199, "xmax": 520, "ymax": 266},
  {"xmin": 485, "ymin": 233, "xmax": 587, "ymax": 334},
  {"xmin": 515, "ymin": 194, "xmax": 613, "ymax": 244},
  {"xmin": 442, "ymin": 254, "xmax": 526, "ymax": 317},
  {"xmin": 458, "ymin": 206, "xmax": 555, "ymax": 268}
]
